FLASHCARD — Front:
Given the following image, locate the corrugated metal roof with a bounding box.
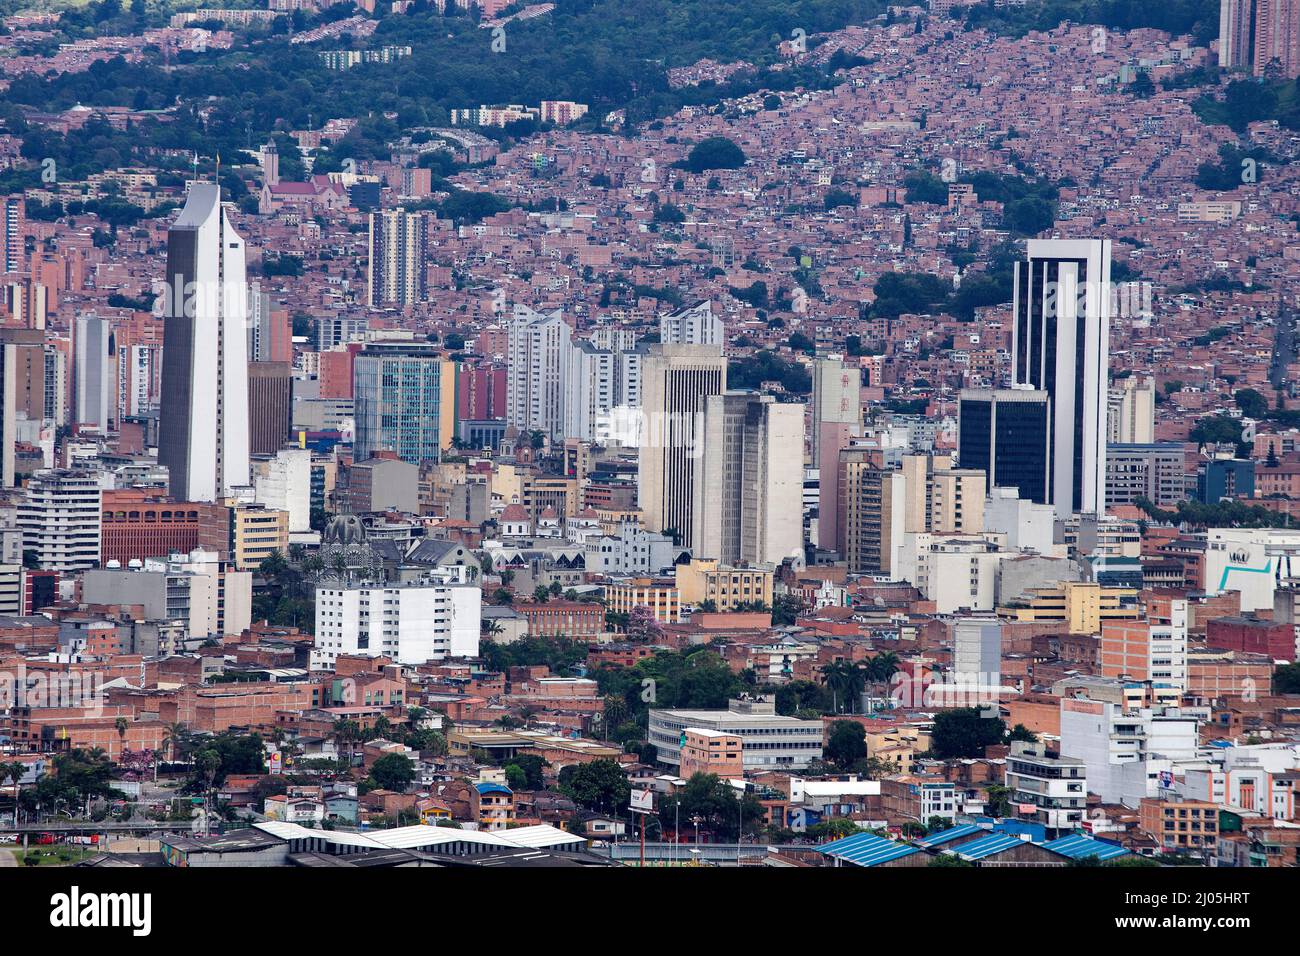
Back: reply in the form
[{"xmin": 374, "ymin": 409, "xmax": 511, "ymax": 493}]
[
  {"xmin": 950, "ymin": 832, "xmax": 1025, "ymax": 861},
  {"xmin": 818, "ymin": 832, "xmax": 921, "ymax": 867},
  {"xmin": 1042, "ymin": 833, "xmax": 1130, "ymax": 862},
  {"xmin": 914, "ymin": 823, "xmax": 985, "ymax": 848}
]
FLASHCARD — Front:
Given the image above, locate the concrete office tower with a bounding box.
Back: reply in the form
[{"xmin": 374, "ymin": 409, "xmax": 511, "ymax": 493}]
[
  {"xmin": 17, "ymin": 470, "xmax": 102, "ymax": 572},
  {"xmin": 252, "ymin": 446, "xmax": 312, "ymax": 534},
  {"xmin": 953, "ymin": 616, "xmax": 1002, "ymax": 689},
  {"xmin": 43, "ymin": 343, "xmax": 66, "ymax": 428},
  {"xmin": 816, "ymin": 419, "xmax": 862, "ymax": 554},
  {"xmin": 247, "ymin": 361, "xmax": 293, "ymax": 455},
  {"xmin": 1010, "ymin": 238, "xmax": 1111, "ymax": 518},
  {"xmin": 637, "ymin": 344, "xmax": 727, "ymax": 546},
  {"xmin": 1254, "ymin": 0, "xmax": 1300, "ymax": 77},
  {"xmin": 958, "ymin": 388, "xmax": 1053, "ymax": 506},
  {"xmin": 353, "ymin": 340, "xmax": 455, "ymax": 465},
  {"xmin": 1, "ymin": 195, "xmax": 23, "ymax": 274},
  {"xmin": 837, "ymin": 447, "xmax": 907, "ymax": 575},
  {"xmin": 659, "ymin": 300, "xmax": 723, "ymax": 346},
  {"xmin": 900, "ymin": 453, "xmax": 986, "ymax": 534},
  {"xmin": 121, "ymin": 343, "xmax": 159, "ymax": 419},
  {"xmin": 695, "ymin": 392, "xmax": 805, "ymax": 567},
  {"xmin": 563, "ymin": 331, "xmax": 641, "ymax": 442},
  {"xmin": 367, "ymin": 208, "xmax": 428, "ymax": 308},
  {"xmin": 74, "ymin": 313, "xmax": 115, "ymax": 432},
  {"xmin": 158, "ymin": 183, "xmax": 251, "ymax": 502},
  {"xmin": 506, "ymin": 304, "xmax": 571, "ymax": 440},
  {"xmin": 245, "ymin": 286, "xmax": 291, "ymax": 363},
  {"xmin": 810, "ymin": 354, "xmax": 860, "ymax": 462},
  {"xmin": 1107, "ymin": 375, "xmax": 1155, "ymax": 444}
]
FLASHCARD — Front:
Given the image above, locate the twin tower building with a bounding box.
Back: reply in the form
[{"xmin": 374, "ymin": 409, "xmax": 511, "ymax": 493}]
[{"xmin": 958, "ymin": 238, "xmax": 1113, "ymax": 519}]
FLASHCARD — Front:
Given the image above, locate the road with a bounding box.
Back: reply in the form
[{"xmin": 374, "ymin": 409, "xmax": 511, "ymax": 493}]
[{"xmin": 1270, "ymin": 306, "xmax": 1297, "ymax": 391}]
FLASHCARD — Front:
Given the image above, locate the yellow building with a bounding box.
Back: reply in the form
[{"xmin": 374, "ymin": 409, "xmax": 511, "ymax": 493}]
[
  {"xmin": 605, "ymin": 576, "xmax": 681, "ymax": 623},
  {"xmin": 675, "ymin": 559, "xmax": 774, "ymax": 611},
  {"xmin": 1001, "ymin": 581, "xmax": 1138, "ymax": 634},
  {"xmin": 864, "ymin": 725, "xmax": 933, "ymax": 774},
  {"xmin": 227, "ymin": 502, "xmax": 290, "ymax": 571}
]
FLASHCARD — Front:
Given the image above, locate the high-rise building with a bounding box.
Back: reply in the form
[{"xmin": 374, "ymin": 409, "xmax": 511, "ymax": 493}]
[
  {"xmin": 810, "ymin": 355, "xmax": 860, "ymax": 462},
  {"xmin": 17, "ymin": 470, "xmax": 102, "ymax": 572},
  {"xmin": 837, "ymin": 447, "xmax": 906, "ymax": 575},
  {"xmin": 158, "ymin": 183, "xmax": 251, "ymax": 503},
  {"xmin": 900, "ymin": 453, "xmax": 986, "ymax": 535},
  {"xmin": 352, "ymin": 340, "xmax": 455, "ymax": 465},
  {"xmin": 562, "ymin": 331, "xmax": 641, "ymax": 442},
  {"xmin": 958, "ymin": 388, "xmax": 1052, "ymax": 506},
  {"xmin": 457, "ymin": 364, "xmax": 507, "ymax": 421},
  {"xmin": 0, "ymin": 329, "xmax": 47, "ymax": 487},
  {"xmin": 247, "ymin": 361, "xmax": 293, "ymax": 455},
  {"xmin": 43, "ymin": 343, "xmax": 67, "ymax": 428},
  {"xmin": 247, "ymin": 287, "xmax": 292, "ymax": 363},
  {"xmin": 1220, "ymin": 0, "xmax": 1257, "ymax": 68},
  {"xmin": 1107, "ymin": 375, "xmax": 1155, "ymax": 444},
  {"xmin": 658, "ymin": 300, "xmax": 723, "ymax": 346},
  {"xmin": 694, "ymin": 392, "xmax": 805, "ymax": 567},
  {"xmin": 1254, "ymin": 0, "xmax": 1300, "ymax": 77},
  {"xmin": 367, "ymin": 208, "xmax": 428, "ymax": 308},
  {"xmin": 1, "ymin": 195, "xmax": 23, "ymax": 274},
  {"xmin": 1010, "ymin": 238, "xmax": 1111, "ymax": 517},
  {"xmin": 1105, "ymin": 443, "xmax": 1186, "ymax": 509},
  {"xmin": 506, "ymin": 305, "xmax": 571, "ymax": 440},
  {"xmin": 637, "ymin": 344, "xmax": 727, "ymax": 546},
  {"xmin": 74, "ymin": 314, "xmax": 115, "ymax": 432}
]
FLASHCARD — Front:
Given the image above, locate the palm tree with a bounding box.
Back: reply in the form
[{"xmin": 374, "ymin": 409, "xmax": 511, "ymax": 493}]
[
  {"xmin": 820, "ymin": 661, "xmax": 852, "ymax": 714},
  {"xmin": 866, "ymin": 652, "xmax": 902, "ymax": 710},
  {"xmin": 6, "ymin": 762, "xmax": 23, "ymax": 825},
  {"xmin": 162, "ymin": 721, "xmax": 190, "ymax": 764}
]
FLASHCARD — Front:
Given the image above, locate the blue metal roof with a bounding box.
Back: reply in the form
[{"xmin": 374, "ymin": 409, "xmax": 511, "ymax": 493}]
[
  {"xmin": 474, "ymin": 782, "xmax": 513, "ymax": 796},
  {"xmin": 950, "ymin": 832, "xmax": 1025, "ymax": 861},
  {"xmin": 818, "ymin": 832, "xmax": 921, "ymax": 867},
  {"xmin": 1042, "ymin": 833, "xmax": 1130, "ymax": 862},
  {"xmin": 914, "ymin": 823, "xmax": 985, "ymax": 848}
]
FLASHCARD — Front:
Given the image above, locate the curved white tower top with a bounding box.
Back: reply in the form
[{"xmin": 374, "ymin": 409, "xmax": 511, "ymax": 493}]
[{"xmin": 158, "ymin": 182, "xmax": 250, "ymax": 502}]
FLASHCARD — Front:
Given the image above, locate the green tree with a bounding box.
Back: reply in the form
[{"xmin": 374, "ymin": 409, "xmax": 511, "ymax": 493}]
[
  {"xmin": 369, "ymin": 753, "xmax": 416, "ymax": 792},
  {"xmin": 825, "ymin": 720, "xmax": 868, "ymax": 770},
  {"xmin": 559, "ymin": 758, "xmax": 630, "ymax": 813},
  {"xmin": 681, "ymin": 136, "xmax": 746, "ymax": 173},
  {"xmin": 929, "ymin": 708, "xmax": 1006, "ymax": 759}
]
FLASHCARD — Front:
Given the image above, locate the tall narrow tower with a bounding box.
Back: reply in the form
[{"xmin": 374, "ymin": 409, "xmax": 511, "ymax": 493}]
[
  {"xmin": 1010, "ymin": 238, "xmax": 1111, "ymax": 518},
  {"xmin": 158, "ymin": 183, "xmax": 251, "ymax": 502}
]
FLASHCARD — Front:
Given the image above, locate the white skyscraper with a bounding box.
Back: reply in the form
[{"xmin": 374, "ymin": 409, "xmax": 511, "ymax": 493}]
[
  {"xmin": 73, "ymin": 313, "xmax": 114, "ymax": 432},
  {"xmin": 158, "ymin": 183, "xmax": 251, "ymax": 502},
  {"xmin": 638, "ymin": 344, "xmax": 727, "ymax": 546},
  {"xmin": 694, "ymin": 392, "xmax": 805, "ymax": 567},
  {"xmin": 1011, "ymin": 238, "xmax": 1111, "ymax": 518},
  {"xmin": 659, "ymin": 300, "xmax": 723, "ymax": 346},
  {"xmin": 506, "ymin": 304, "xmax": 570, "ymax": 440}
]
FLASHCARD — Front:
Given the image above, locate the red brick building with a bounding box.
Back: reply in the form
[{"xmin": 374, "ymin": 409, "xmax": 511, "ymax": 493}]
[{"xmin": 1205, "ymin": 616, "xmax": 1296, "ymax": 662}]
